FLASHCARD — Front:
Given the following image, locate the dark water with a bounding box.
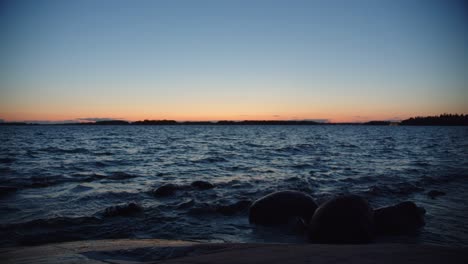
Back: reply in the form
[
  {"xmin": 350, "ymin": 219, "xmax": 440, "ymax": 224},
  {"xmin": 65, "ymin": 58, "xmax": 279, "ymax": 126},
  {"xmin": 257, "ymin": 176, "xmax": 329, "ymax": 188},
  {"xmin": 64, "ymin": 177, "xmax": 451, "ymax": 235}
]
[{"xmin": 1, "ymin": 125, "xmax": 467, "ymax": 247}]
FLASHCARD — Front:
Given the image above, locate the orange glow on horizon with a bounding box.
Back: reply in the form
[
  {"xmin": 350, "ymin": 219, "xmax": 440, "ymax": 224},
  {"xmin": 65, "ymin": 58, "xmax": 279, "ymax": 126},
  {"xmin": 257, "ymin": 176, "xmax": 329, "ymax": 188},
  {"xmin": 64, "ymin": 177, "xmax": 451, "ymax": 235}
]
[{"xmin": 0, "ymin": 111, "xmax": 419, "ymax": 123}]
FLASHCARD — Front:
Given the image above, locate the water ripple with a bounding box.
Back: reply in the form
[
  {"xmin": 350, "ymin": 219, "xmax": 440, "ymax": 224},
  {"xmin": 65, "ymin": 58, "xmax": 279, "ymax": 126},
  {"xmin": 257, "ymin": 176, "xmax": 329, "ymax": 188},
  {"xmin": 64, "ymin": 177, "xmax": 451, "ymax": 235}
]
[{"xmin": 0, "ymin": 125, "xmax": 467, "ymax": 247}]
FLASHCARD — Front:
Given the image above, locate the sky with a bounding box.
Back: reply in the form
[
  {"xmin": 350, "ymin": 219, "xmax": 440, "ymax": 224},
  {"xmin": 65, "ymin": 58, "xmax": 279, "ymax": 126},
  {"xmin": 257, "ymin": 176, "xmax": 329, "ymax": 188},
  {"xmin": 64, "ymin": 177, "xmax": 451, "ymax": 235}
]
[{"xmin": 1, "ymin": 0, "xmax": 467, "ymax": 122}]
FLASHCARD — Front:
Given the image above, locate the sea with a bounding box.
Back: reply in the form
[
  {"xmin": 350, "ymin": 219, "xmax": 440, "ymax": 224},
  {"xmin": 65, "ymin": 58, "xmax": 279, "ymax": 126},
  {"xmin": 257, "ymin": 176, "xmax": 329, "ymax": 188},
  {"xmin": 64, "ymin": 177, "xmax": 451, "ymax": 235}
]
[{"xmin": 1, "ymin": 125, "xmax": 467, "ymax": 247}]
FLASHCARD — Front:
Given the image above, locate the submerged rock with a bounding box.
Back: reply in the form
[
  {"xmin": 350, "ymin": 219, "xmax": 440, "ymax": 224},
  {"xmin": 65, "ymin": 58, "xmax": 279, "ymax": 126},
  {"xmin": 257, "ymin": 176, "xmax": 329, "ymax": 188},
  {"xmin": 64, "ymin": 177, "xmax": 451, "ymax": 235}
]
[
  {"xmin": 427, "ymin": 190, "xmax": 446, "ymax": 199},
  {"xmin": 152, "ymin": 183, "xmax": 180, "ymax": 197},
  {"xmin": 249, "ymin": 190, "xmax": 318, "ymax": 226},
  {"xmin": 374, "ymin": 201, "xmax": 425, "ymax": 234},
  {"xmin": 308, "ymin": 195, "xmax": 374, "ymax": 244},
  {"xmin": 191, "ymin": 181, "xmax": 215, "ymax": 190},
  {"xmin": 103, "ymin": 202, "xmax": 142, "ymax": 217}
]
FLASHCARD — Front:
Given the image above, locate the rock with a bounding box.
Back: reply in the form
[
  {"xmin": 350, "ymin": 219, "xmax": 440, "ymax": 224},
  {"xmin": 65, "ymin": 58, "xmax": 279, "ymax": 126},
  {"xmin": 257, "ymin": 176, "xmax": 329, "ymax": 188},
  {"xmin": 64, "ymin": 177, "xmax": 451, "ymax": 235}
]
[
  {"xmin": 152, "ymin": 183, "xmax": 180, "ymax": 197},
  {"xmin": 191, "ymin": 181, "xmax": 215, "ymax": 190},
  {"xmin": 308, "ymin": 195, "xmax": 374, "ymax": 244},
  {"xmin": 374, "ymin": 201, "xmax": 425, "ymax": 234},
  {"xmin": 427, "ymin": 190, "xmax": 446, "ymax": 199},
  {"xmin": 289, "ymin": 217, "xmax": 308, "ymax": 234},
  {"xmin": 0, "ymin": 185, "xmax": 18, "ymax": 196},
  {"xmin": 249, "ymin": 190, "xmax": 318, "ymax": 226},
  {"xmin": 103, "ymin": 202, "xmax": 142, "ymax": 217}
]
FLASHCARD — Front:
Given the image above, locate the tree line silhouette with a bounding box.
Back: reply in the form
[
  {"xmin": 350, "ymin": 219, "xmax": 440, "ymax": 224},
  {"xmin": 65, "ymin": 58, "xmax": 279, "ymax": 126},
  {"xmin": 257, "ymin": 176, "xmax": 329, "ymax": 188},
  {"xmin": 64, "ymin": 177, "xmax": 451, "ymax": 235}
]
[
  {"xmin": 400, "ymin": 114, "xmax": 468, "ymax": 126},
  {"xmin": 1, "ymin": 114, "xmax": 467, "ymax": 126}
]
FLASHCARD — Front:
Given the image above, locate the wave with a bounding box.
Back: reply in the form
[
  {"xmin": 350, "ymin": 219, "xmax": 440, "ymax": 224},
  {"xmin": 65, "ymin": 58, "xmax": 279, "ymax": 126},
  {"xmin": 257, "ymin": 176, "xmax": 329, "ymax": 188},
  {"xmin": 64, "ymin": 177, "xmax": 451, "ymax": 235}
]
[
  {"xmin": 1, "ymin": 125, "xmax": 468, "ymax": 247},
  {"xmin": 243, "ymin": 142, "xmax": 264, "ymax": 148},
  {"xmin": 1, "ymin": 216, "xmax": 100, "ymax": 230},
  {"xmin": 76, "ymin": 191, "xmax": 142, "ymax": 202},
  {"xmin": 216, "ymin": 179, "xmax": 254, "ymax": 189},
  {"xmin": 275, "ymin": 143, "xmax": 315, "ymax": 153},
  {"xmin": 188, "ymin": 200, "xmax": 251, "ymax": 216},
  {"xmin": 0, "ymin": 167, "xmax": 13, "ymax": 173},
  {"xmin": 95, "ymin": 151, "xmax": 114, "ymax": 156},
  {"xmin": 289, "ymin": 163, "xmax": 315, "ymax": 169},
  {"xmin": 0, "ymin": 174, "xmax": 95, "ymax": 189},
  {"xmin": 339, "ymin": 175, "xmax": 378, "ymax": 184},
  {"xmin": 419, "ymin": 172, "xmax": 468, "ymax": 185},
  {"xmin": 38, "ymin": 147, "xmax": 91, "ymax": 154},
  {"xmin": 0, "ymin": 216, "xmax": 101, "ymax": 246},
  {"xmin": 338, "ymin": 143, "xmax": 359, "ymax": 148},
  {"xmin": 70, "ymin": 184, "xmax": 93, "ymax": 192},
  {"xmin": 0, "ymin": 157, "xmax": 15, "ymax": 164},
  {"xmin": 364, "ymin": 182, "xmax": 425, "ymax": 197},
  {"xmin": 191, "ymin": 156, "xmax": 228, "ymax": 163},
  {"xmin": 100, "ymin": 202, "xmax": 143, "ymax": 217},
  {"xmin": 106, "ymin": 171, "xmax": 138, "ymax": 180},
  {"xmin": 226, "ymin": 165, "xmax": 250, "ymax": 172},
  {"xmin": 0, "ymin": 172, "xmax": 139, "ymax": 189}
]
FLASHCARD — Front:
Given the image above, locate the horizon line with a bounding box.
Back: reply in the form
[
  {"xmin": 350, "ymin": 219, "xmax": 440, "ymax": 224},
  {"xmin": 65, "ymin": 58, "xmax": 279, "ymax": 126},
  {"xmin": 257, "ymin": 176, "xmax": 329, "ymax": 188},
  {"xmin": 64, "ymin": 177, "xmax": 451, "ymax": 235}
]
[
  {"xmin": 2, "ymin": 113, "xmax": 467, "ymax": 125},
  {"xmin": 0, "ymin": 118, "xmax": 397, "ymax": 125}
]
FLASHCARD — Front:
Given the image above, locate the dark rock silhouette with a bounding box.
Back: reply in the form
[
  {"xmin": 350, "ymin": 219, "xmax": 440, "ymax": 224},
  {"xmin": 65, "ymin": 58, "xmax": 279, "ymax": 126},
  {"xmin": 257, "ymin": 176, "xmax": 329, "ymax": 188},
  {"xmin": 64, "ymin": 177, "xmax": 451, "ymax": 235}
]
[
  {"xmin": 249, "ymin": 190, "xmax": 318, "ymax": 226},
  {"xmin": 362, "ymin": 121, "xmax": 392, "ymax": 126},
  {"xmin": 191, "ymin": 181, "xmax": 215, "ymax": 190},
  {"xmin": 400, "ymin": 114, "xmax": 468, "ymax": 126},
  {"xmin": 103, "ymin": 202, "xmax": 142, "ymax": 217},
  {"xmin": 217, "ymin": 120, "xmax": 319, "ymax": 125},
  {"xmin": 152, "ymin": 183, "xmax": 180, "ymax": 197},
  {"xmin": 308, "ymin": 195, "xmax": 374, "ymax": 244},
  {"xmin": 133, "ymin": 119, "xmax": 178, "ymax": 125},
  {"xmin": 374, "ymin": 201, "xmax": 425, "ymax": 234},
  {"xmin": 94, "ymin": 120, "xmax": 129, "ymax": 125},
  {"xmin": 427, "ymin": 190, "xmax": 446, "ymax": 199},
  {"xmin": 289, "ymin": 217, "xmax": 308, "ymax": 234},
  {"xmin": 0, "ymin": 122, "xmax": 31, "ymax": 126}
]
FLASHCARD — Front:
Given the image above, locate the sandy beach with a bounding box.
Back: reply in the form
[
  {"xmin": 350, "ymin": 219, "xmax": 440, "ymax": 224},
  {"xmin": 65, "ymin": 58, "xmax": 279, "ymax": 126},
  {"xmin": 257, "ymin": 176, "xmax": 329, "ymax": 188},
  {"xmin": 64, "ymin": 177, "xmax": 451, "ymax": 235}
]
[{"xmin": 1, "ymin": 239, "xmax": 467, "ymax": 264}]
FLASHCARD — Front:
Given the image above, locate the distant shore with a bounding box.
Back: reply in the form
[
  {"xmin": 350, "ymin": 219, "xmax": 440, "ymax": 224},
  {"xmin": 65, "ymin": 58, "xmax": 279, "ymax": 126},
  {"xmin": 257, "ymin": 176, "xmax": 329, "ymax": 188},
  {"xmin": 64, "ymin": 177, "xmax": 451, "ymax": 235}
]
[
  {"xmin": 2, "ymin": 238, "xmax": 467, "ymax": 264},
  {"xmin": 1, "ymin": 114, "xmax": 468, "ymax": 126}
]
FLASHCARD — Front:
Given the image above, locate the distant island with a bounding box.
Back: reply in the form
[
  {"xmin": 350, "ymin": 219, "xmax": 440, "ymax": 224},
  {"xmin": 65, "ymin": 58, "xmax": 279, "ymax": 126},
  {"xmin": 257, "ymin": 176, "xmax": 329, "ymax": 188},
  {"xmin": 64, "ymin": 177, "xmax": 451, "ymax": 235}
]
[
  {"xmin": 1, "ymin": 114, "xmax": 467, "ymax": 126},
  {"xmin": 364, "ymin": 114, "xmax": 467, "ymax": 126},
  {"xmin": 399, "ymin": 114, "xmax": 468, "ymax": 126}
]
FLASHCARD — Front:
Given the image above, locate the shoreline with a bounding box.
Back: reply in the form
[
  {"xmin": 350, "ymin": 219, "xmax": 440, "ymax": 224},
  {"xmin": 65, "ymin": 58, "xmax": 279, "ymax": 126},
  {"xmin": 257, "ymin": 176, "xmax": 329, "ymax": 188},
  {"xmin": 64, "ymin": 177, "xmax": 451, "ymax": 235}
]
[{"xmin": 2, "ymin": 239, "xmax": 467, "ymax": 264}]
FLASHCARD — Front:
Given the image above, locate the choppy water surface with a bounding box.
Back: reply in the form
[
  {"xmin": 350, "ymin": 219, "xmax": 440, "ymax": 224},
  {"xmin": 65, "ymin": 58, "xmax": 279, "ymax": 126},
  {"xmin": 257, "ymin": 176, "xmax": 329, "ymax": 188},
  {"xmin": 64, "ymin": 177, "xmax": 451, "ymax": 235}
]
[{"xmin": 1, "ymin": 125, "xmax": 467, "ymax": 246}]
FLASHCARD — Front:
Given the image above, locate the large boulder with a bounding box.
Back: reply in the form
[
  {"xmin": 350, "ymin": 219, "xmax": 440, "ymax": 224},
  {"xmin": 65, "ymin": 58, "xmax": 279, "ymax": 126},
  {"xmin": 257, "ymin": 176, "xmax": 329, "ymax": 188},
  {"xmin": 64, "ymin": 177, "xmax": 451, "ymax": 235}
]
[
  {"xmin": 374, "ymin": 201, "xmax": 425, "ymax": 234},
  {"xmin": 249, "ymin": 190, "xmax": 318, "ymax": 226},
  {"xmin": 308, "ymin": 195, "xmax": 374, "ymax": 244}
]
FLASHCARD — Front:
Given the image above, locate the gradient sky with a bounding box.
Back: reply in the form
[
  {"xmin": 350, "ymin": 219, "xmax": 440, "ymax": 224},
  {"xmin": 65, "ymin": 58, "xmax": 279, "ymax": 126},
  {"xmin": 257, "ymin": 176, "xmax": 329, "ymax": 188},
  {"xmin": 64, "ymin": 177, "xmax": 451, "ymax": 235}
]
[{"xmin": 1, "ymin": 0, "xmax": 467, "ymax": 122}]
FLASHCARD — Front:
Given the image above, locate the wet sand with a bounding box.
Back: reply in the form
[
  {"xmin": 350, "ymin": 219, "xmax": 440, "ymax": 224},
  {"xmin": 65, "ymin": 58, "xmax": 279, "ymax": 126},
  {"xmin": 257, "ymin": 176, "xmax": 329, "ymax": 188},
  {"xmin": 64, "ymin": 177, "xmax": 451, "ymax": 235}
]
[{"xmin": 1, "ymin": 239, "xmax": 466, "ymax": 264}]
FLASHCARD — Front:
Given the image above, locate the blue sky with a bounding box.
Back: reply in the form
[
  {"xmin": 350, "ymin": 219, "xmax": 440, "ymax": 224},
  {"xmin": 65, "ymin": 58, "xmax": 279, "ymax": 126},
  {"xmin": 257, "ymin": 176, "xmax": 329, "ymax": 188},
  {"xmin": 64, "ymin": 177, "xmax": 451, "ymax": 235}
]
[{"xmin": 1, "ymin": 0, "xmax": 467, "ymax": 122}]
